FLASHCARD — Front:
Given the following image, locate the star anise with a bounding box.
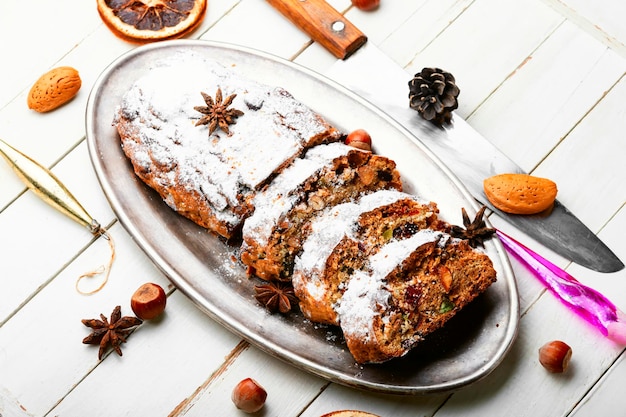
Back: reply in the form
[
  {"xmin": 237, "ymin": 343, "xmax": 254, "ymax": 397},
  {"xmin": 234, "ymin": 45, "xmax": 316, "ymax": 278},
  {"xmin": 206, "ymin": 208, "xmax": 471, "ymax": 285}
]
[
  {"xmin": 81, "ymin": 305, "xmax": 142, "ymax": 360},
  {"xmin": 450, "ymin": 206, "xmax": 496, "ymax": 248},
  {"xmin": 194, "ymin": 88, "xmax": 244, "ymax": 135},
  {"xmin": 254, "ymin": 282, "xmax": 299, "ymax": 314}
]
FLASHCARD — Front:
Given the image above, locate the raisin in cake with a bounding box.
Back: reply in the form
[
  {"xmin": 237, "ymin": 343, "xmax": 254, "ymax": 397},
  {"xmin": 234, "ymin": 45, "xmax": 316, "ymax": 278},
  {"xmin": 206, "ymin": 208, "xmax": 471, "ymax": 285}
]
[
  {"xmin": 240, "ymin": 142, "xmax": 402, "ymax": 281},
  {"xmin": 335, "ymin": 231, "xmax": 497, "ymax": 364},
  {"xmin": 293, "ymin": 189, "xmax": 446, "ymax": 325},
  {"xmin": 113, "ymin": 53, "xmax": 341, "ymax": 239}
]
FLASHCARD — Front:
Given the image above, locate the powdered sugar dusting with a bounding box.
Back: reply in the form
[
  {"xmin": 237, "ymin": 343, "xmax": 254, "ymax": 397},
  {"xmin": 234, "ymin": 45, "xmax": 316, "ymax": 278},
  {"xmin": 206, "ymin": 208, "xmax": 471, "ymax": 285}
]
[
  {"xmin": 292, "ymin": 189, "xmax": 414, "ymax": 302},
  {"xmin": 335, "ymin": 268, "xmax": 387, "ymax": 342},
  {"xmin": 114, "ymin": 51, "xmax": 339, "ymax": 232},
  {"xmin": 370, "ymin": 229, "xmax": 443, "ymax": 277},
  {"xmin": 336, "ymin": 230, "xmax": 443, "ymax": 341},
  {"xmin": 241, "ymin": 142, "xmax": 353, "ymax": 246}
]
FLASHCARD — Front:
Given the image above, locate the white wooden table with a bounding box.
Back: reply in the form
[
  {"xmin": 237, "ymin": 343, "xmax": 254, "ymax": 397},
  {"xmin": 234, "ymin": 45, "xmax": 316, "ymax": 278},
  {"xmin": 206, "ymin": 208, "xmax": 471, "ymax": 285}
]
[{"xmin": 1, "ymin": 1, "xmax": 625, "ymax": 415}]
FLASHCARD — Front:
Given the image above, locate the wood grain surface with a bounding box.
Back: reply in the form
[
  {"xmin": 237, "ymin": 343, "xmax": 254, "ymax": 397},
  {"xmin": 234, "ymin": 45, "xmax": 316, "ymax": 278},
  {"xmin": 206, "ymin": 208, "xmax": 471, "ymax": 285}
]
[{"xmin": 0, "ymin": 0, "xmax": 624, "ymax": 416}]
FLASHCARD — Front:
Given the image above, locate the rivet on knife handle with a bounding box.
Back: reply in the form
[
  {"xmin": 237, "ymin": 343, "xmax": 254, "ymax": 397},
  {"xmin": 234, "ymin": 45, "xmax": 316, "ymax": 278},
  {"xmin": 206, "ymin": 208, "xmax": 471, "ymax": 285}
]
[{"xmin": 266, "ymin": 0, "xmax": 367, "ymax": 59}]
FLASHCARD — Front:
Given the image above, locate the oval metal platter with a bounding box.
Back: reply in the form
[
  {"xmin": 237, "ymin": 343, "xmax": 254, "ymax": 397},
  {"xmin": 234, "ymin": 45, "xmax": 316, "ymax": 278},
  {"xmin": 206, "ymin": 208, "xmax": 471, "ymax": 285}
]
[{"xmin": 85, "ymin": 40, "xmax": 519, "ymax": 394}]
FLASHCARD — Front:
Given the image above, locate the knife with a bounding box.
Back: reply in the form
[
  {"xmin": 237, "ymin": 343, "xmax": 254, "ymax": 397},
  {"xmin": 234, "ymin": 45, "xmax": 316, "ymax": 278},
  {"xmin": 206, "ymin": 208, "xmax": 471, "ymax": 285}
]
[
  {"xmin": 267, "ymin": 1, "xmax": 623, "ymax": 272},
  {"xmin": 324, "ymin": 43, "xmax": 623, "ymax": 273}
]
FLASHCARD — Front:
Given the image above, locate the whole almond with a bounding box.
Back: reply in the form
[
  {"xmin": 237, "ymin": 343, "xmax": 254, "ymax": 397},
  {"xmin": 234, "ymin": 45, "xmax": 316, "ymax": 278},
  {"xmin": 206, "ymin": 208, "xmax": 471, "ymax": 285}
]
[
  {"xmin": 483, "ymin": 173, "xmax": 557, "ymax": 215},
  {"xmin": 27, "ymin": 66, "xmax": 82, "ymax": 112}
]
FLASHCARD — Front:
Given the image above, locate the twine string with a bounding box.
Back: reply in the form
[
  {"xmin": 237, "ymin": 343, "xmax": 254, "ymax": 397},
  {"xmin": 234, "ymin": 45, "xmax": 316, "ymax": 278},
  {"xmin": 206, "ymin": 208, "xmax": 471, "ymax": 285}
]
[{"xmin": 76, "ymin": 225, "xmax": 116, "ymax": 295}]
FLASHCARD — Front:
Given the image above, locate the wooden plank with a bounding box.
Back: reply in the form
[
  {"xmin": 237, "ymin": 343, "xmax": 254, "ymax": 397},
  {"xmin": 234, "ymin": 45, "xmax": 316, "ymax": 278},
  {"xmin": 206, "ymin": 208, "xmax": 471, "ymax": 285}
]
[
  {"xmin": 0, "ymin": 26, "xmax": 131, "ymax": 210},
  {"xmin": 199, "ymin": 1, "xmax": 311, "ymax": 59},
  {"xmin": 322, "ymin": 10, "xmax": 625, "ymax": 415},
  {"xmin": 404, "ymin": 0, "xmax": 563, "ymax": 117},
  {"xmin": 343, "ymin": 1, "xmax": 431, "ymax": 46},
  {"xmin": 293, "ymin": 41, "xmax": 341, "ymax": 74},
  {"xmin": 1, "ymin": 2, "xmax": 624, "ymax": 417},
  {"xmin": 0, "ymin": 0, "xmax": 239, "ymax": 210},
  {"xmin": 379, "ymin": 0, "xmax": 474, "ymax": 66},
  {"xmin": 454, "ymin": 5, "xmax": 626, "ymax": 320},
  {"xmin": 0, "ymin": 0, "xmax": 101, "ymax": 108},
  {"xmin": 0, "ymin": 219, "xmax": 240, "ymax": 416},
  {"xmin": 533, "ymin": 74, "xmax": 626, "ymax": 232},
  {"xmin": 469, "ymin": 20, "xmax": 626, "ymax": 173},
  {"xmin": 48, "ymin": 290, "xmax": 242, "ymax": 416},
  {"xmin": 299, "ymin": 382, "xmax": 448, "ymax": 417},
  {"xmin": 0, "ymin": 141, "xmax": 116, "ymax": 323},
  {"xmin": 568, "ymin": 219, "xmax": 626, "ymax": 417},
  {"xmin": 543, "ymin": 0, "xmax": 626, "ymax": 57},
  {"xmin": 437, "ymin": 280, "xmax": 623, "ymax": 417},
  {"xmin": 447, "ymin": 188, "xmax": 626, "ymax": 417},
  {"xmin": 570, "ymin": 352, "xmax": 626, "ymax": 416},
  {"xmin": 561, "ymin": 206, "xmax": 626, "ymax": 314},
  {"xmin": 296, "ymin": 1, "xmax": 473, "ymax": 74},
  {"xmin": 173, "ymin": 344, "xmax": 328, "ymax": 416},
  {"xmin": 0, "ymin": 386, "xmax": 32, "ymax": 417},
  {"xmin": 0, "ymin": 0, "xmax": 231, "ymax": 109}
]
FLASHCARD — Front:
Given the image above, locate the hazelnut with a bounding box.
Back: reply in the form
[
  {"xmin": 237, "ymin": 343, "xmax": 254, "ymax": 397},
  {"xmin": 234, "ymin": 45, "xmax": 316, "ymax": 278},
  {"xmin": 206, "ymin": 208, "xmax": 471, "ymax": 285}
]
[
  {"xmin": 351, "ymin": 0, "xmax": 380, "ymax": 11},
  {"xmin": 130, "ymin": 282, "xmax": 167, "ymax": 320},
  {"xmin": 345, "ymin": 129, "xmax": 372, "ymax": 152},
  {"xmin": 309, "ymin": 194, "xmax": 326, "ymax": 211},
  {"xmin": 538, "ymin": 340, "xmax": 572, "ymax": 373},
  {"xmin": 232, "ymin": 378, "xmax": 267, "ymax": 413}
]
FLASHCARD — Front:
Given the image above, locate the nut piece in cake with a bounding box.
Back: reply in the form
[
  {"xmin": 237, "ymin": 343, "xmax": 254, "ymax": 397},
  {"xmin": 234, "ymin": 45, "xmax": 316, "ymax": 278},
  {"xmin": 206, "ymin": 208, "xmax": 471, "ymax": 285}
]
[
  {"xmin": 293, "ymin": 189, "xmax": 445, "ymax": 325},
  {"xmin": 335, "ymin": 231, "xmax": 497, "ymax": 364},
  {"xmin": 240, "ymin": 142, "xmax": 402, "ymax": 282}
]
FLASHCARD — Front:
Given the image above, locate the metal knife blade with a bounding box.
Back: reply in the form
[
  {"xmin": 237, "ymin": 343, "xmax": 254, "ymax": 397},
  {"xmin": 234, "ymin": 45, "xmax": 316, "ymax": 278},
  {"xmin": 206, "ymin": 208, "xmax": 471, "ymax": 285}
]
[{"xmin": 325, "ymin": 43, "xmax": 624, "ymax": 273}]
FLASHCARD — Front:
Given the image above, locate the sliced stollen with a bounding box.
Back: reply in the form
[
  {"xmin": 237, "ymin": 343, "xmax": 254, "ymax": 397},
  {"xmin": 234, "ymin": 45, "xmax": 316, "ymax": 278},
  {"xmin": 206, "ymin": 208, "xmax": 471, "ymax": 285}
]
[
  {"xmin": 293, "ymin": 189, "xmax": 445, "ymax": 325},
  {"xmin": 336, "ymin": 231, "xmax": 497, "ymax": 364},
  {"xmin": 114, "ymin": 52, "xmax": 342, "ymax": 239},
  {"xmin": 240, "ymin": 142, "xmax": 402, "ymax": 281}
]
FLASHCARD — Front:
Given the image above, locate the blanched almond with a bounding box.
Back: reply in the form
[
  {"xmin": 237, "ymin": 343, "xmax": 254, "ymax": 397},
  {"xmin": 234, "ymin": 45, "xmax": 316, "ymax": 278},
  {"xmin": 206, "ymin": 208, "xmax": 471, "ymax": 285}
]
[{"xmin": 27, "ymin": 66, "xmax": 82, "ymax": 113}]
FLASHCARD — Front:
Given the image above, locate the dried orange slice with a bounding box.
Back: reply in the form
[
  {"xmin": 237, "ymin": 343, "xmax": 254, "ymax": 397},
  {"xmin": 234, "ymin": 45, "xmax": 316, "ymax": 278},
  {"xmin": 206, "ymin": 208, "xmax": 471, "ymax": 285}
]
[
  {"xmin": 97, "ymin": 0, "xmax": 207, "ymax": 43},
  {"xmin": 321, "ymin": 411, "xmax": 380, "ymax": 417}
]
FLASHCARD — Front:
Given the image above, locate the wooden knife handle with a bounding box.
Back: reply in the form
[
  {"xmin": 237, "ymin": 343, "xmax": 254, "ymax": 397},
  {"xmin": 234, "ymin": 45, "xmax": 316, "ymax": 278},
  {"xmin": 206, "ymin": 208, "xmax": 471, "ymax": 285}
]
[{"xmin": 266, "ymin": 0, "xmax": 367, "ymax": 59}]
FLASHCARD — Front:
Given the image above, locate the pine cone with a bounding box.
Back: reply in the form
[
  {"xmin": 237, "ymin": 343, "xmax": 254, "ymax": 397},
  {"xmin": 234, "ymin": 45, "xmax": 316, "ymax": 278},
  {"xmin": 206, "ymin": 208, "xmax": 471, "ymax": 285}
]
[{"xmin": 408, "ymin": 67, "xmax": 460, "ymax": 126}]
